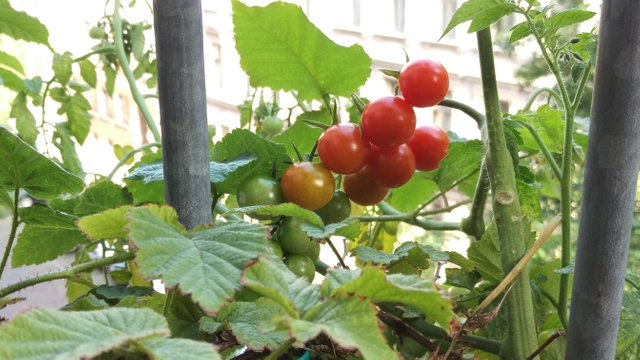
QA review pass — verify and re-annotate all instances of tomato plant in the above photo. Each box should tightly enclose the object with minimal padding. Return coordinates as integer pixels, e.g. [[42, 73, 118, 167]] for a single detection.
[[398, 59, 449, 108], [365, 144, 416, 188], [405, 125, 449, 171], [280, 161, 335, 210], [343, 168, 389, 206], [317, 123, 370, 174], [314, 190, 352, 224], [261, 115, 284, 135], [360, 96, 416, 148]]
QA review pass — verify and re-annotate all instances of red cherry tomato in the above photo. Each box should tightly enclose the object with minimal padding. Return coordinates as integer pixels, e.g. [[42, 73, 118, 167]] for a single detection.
[[343, 168, 389, 206], [281, 162, 335, 210], [366, 144, 416, 188], [361, 96, 416, 148], [406, 125, 449, 171], [318, 123, 370, 175], [398, 59, 449, 108]]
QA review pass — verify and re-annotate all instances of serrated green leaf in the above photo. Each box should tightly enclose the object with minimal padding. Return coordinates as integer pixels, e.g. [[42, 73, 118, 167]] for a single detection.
[[510, 22, 531, 43], [468, 3, 515, 33], [515, 106, 564, 154], [229, 203, 323, 227], [79, 59, 97, 87], [467, 222, 502, 284], [92, 285, 156, 306], [232, 0, 371, 100], [123, 151, 165, 204], [10, 92, 37, 146], [104, 64, 116, 96], [441, 0, 515, 39], [139, 338, 221, 360], [517, 180, 542, 221], [74, 180, 131, 216], [52, 123, 84, 177], [59, 92, 92, 144], [128, 207, 268, 313], [52, 52, 73, 85], [77, 205, 131, 240], [545, 10, 596, 35], [287, 298, 399, 360], [217, 298, 288, 351], [211, 129, 291, 193], [388, 173, 438, 213], [243, 255, 321, 317], [0, 308, 170, 360], [12, 205, 88, 267], [0, 127, 83, 199], [271, 111, 331, 159], [130, 23, 146, 61], [436, 140, 484, 192], [0, 67, 25, 92], [301, 218, 360, 239], [0, 0, 49, 46], [332, 266, 455, 330], [0, 49, 24, 74]]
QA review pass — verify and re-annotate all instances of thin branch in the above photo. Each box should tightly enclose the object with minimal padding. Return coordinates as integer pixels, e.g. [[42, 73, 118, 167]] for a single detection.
[[325, 239, 348, 269], [526, 331, 565, 360], [377, 310, 437, 352], [523, 87, 564, 111], [517, 120, 562, 180], [106, 142, 161, 179], [0, 186, 20, 281], [0, 252, 135, 298], [265, 338, 295, 360], [438, 98, 486, 129], [113, 0, 161, 142]]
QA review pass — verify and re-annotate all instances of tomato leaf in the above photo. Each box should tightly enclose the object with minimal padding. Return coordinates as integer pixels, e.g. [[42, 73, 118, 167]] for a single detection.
[[545, 10, 596, 36], [217, 298, 288, 351], [510, 21, 531, 43], [229, 203, 323, 227], [0, 67, 26, 92], [128, 206, 268, 313], [0, 0, 50, 46], [0, 127, 84, 198], [74, 180, 132, 216], [617, 288, 640, 357], [441, 0, 516, 39], [52, 52, 73, 85], [77, 205, 131, 240], [286, 298, 399, 360], [0, 50, 24, 74], [272, 110, 331, 160], [59, 92, 92, 144], [138, 338, 220, 360], [243, 255, 321, 317], [467, 222, 503, 284], [52, 123, 85, 177], [10, 92, 37, 146], [11, 204, 88, 267], [301, 218, 360, 239], [329, 266, 455, 331], [232, 0, 371, 100], [436, 139, 484, 192], [79, 59, 97, 88], [388, 173, 438, 213]]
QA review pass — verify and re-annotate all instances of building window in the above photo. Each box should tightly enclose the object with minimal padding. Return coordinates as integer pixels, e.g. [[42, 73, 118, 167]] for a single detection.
[[211, 42, 222, 88], [394, 0, 405, 32], [442, 0, 457, 40]]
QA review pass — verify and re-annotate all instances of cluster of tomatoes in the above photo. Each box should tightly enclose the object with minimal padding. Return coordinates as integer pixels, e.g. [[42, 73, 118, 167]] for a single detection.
[[235, 59, 450, 281], [318, 59, 451, 206]]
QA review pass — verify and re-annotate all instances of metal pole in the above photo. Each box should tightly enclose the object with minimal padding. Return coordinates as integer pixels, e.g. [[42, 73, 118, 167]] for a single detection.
[[153, 0, 211, 230], [566, 1, 640, 358]]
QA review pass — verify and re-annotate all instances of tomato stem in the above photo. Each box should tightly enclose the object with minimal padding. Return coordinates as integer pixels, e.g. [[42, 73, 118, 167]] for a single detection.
[[0, 186, 20, 281]]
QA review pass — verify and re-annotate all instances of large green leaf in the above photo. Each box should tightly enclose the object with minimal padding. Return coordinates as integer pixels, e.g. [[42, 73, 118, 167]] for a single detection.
[[52, 123, 84, 177], [77, 205, 131, 240], [287, 298, 399, 360], [128, 207, 268, 313], [467, 222, 503, 284], [228, 203, 324, 227], [330, 267, 455, 331], [11, 204, 88, 267], [0, 0, 49, 46], [10, 92, 37, 146], [59, 92, 92, 144], [0, 67, 25, 92], [232, 0, 371, 100], [545, 10, 596, 36], [0, 307, 220, 360], [441, 0, 516, 38], [617, 289, 640, 357], [74, 180, 132, 216], [301, 218, 360, 239], [242, 255, 321, 317], [125, 154, 257, 197], [52, 52, 73, 85], [211, 129, 291, 193], [436, 139, 484, 192], [387, 174, 438, 213], [217, 298, 288, 351], [0, 308, 168, 360], [139, 338, 220, 360], [271, 110, 331, 159], [0, 50, 24, 74], [78, 59, 97, 88]]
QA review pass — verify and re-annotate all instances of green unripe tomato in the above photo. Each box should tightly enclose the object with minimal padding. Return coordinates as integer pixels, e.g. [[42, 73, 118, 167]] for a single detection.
[[383, 221, 399, 235], [284, 255, 315, 282], [314, 190, 351, 225], [307, 241, 321, 261], [89, 26, 105, 39], [237, 175, 284, 219], [261, 115, 284, 135], [268, 239, 284, 258], [277, 217, 316, 256]]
